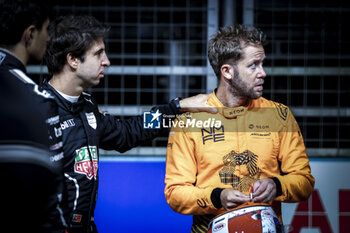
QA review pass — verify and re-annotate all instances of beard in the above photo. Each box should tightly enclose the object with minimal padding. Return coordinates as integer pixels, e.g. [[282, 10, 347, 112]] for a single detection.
[[229, 65, 263, 100]]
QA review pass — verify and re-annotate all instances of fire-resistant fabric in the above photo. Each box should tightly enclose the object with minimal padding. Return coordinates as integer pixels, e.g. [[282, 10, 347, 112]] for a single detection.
[[164, 90, 315, 233]]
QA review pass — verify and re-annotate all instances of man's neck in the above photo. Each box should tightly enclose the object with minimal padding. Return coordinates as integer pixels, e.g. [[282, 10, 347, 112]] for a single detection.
[[216, 84, 248, 108], [1, 45, 28, 66], [50, 72, 84, 96]]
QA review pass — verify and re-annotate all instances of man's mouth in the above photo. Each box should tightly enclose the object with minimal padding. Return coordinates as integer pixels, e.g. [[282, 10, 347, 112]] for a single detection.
[[257, 80, 264, 86], [256, 80, 264, 87], [255, 82, 264, 91]]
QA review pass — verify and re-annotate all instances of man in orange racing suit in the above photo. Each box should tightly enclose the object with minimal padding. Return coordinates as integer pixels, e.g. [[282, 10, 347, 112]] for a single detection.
[[164, 25, 315, 233]]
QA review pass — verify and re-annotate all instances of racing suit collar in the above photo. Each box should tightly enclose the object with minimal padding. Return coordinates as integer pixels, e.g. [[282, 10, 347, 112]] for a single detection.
[[0, 48, 26, 73], [207, 89, 250, 119], [43, 81, 85, 113]]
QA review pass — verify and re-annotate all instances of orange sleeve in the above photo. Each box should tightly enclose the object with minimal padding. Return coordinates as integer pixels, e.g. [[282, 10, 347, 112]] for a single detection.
[[275, 108, 315, 202], [164, 119, 219, 215]]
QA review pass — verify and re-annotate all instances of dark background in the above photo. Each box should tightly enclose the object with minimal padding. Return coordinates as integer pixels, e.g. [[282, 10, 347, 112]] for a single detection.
[[29, 0, 350, 157]]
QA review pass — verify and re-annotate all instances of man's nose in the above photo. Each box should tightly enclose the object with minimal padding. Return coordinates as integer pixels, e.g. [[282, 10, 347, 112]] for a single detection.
[[102, 54, 110, 66], [258, 65, 266, 78]]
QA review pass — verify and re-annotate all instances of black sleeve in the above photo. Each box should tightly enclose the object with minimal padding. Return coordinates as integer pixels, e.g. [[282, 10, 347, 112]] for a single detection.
[[211, 188, 224, 209], [0, 73, 49, 147], [271, 177, 282, 197], [99, 99, 181, 152], [0, 70, 67, 232]]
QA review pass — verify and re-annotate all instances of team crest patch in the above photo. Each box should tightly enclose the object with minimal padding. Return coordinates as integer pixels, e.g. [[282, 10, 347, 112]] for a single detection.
[[85, 112, 97, 129], [74, 146, 98, 180]]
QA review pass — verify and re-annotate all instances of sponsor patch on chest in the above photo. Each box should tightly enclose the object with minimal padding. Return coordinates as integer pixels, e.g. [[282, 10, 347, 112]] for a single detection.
[[61, 118, 75, 130], [72, 214, 83, 223], [201, 125, 225, 145], [85, 112, 97, 129], [74, 146, 98, 180]]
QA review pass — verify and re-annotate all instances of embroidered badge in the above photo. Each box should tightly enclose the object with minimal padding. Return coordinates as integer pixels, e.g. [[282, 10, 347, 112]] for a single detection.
[[85, 112, 97, 129], [72, 214, 83, 223], [74, 146, 98, 180]]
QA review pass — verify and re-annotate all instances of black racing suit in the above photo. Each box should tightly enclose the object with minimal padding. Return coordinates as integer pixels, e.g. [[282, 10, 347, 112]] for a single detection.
[[0, 49, 67, 232], [43, 82, 182, 233]]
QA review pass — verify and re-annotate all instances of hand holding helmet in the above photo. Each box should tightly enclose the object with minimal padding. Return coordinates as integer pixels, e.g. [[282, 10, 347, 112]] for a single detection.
[[220, 178, 277, 211], [220, 189, 250, 210], [251, 178, 277, 203]]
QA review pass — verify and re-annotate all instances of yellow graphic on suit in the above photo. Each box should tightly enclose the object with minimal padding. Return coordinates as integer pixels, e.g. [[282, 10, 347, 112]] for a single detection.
[[164, 91, 315, 233], [220, 150, 261, 192]]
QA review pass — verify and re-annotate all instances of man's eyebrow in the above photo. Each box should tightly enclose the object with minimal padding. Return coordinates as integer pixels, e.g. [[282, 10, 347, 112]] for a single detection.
[[249, 55, 266, 62], [94, 48, 105, 55]]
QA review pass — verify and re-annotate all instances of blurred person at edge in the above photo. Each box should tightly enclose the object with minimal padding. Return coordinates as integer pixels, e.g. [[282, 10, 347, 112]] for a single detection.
[[42, 15, 216, 233], [0, 0, 67, 232], [164, 24, 315, 232]]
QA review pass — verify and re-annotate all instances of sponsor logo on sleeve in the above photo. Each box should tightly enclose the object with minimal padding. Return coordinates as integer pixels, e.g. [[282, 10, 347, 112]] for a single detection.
[[197, 198, 207, 208]]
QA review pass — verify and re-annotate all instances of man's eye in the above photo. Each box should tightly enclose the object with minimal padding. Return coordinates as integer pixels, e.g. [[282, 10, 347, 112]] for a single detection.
[[250, 63, 256, 69], [96, 50, 104, 57]]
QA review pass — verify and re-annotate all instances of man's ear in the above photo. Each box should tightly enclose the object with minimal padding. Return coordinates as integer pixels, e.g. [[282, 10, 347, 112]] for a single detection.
[[220, 64, 234, 81], [66, 53, 79, 69], [23, 25, 36, 47]]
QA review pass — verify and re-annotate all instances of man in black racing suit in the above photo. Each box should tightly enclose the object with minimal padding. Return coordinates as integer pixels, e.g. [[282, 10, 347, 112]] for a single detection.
[[0, 0, 67, 232], [43, 15, 215, 232], [43, 83, 186, 232], [0, 47, 67, 233]]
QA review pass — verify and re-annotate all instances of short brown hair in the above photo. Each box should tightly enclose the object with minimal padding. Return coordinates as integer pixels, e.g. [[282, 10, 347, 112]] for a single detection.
[[208, 24, 266, 79]]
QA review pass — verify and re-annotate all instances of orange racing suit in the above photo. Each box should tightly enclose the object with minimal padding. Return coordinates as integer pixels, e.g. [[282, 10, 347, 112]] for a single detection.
[[164, 91, 315, 232]]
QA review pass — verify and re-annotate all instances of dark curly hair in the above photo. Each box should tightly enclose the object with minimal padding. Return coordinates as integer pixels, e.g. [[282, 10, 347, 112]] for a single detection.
[[0, 0, 52, 47], [208, 24, 266, 80], [44, 15, 110, 76]]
